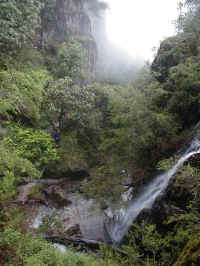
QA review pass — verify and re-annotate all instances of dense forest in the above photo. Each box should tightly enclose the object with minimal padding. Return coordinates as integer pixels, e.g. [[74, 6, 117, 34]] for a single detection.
[[1, 0, 200, 265]]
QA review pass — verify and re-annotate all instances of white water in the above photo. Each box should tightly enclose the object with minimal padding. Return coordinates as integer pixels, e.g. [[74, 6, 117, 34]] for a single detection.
[[53, 243, 67, 253], [107, 139, 200, 245], [31, 193, 107, 241]]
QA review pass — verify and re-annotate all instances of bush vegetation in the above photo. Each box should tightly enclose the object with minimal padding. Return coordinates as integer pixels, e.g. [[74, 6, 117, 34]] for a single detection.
[[1, 0, 200, 265]]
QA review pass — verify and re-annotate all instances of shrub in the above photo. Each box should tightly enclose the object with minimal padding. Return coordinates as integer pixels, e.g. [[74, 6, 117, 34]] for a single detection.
[[0, 69, 48, 122], [4, 126, 58, 170], [0, 144, 39, 201]]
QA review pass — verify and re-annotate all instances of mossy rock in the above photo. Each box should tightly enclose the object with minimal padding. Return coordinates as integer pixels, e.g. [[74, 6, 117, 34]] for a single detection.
[[173, 234, 200, 266], [152, 33, 198, 82]]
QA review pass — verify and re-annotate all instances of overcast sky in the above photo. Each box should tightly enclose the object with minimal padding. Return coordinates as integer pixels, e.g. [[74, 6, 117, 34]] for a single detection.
[[105, 0, 180, 61]]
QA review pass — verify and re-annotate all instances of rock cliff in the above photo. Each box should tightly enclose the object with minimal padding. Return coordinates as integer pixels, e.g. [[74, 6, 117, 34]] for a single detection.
[[41, 0, 99, 80], [152, 33, 198, 82]]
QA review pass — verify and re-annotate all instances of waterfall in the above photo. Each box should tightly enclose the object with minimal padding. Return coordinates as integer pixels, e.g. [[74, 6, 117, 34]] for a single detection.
[[107, 139, 200, 245]]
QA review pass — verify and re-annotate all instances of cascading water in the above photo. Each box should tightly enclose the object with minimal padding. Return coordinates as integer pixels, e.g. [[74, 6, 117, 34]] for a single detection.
[[107, 139, 200, 245]]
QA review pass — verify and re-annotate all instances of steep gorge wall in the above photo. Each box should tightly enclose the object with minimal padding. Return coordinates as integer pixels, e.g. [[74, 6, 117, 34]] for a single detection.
[[41, 0, 98, 79], [40, 0, 139, 83], [42, 0, 92, 40]]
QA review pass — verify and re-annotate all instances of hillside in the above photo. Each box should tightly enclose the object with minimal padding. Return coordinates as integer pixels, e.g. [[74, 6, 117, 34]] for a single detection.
[[0, 0, 200, 265]]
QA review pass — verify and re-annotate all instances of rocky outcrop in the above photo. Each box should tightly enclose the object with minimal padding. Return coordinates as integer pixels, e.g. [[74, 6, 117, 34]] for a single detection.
[[41, 0, 97, 80], [46, 236, 128, 255], [152, 33, 198, 82], [44, 185, 72, 207], [42, 0, 91, 41], [17, 183, 45, 204], [64, 223, 82, 237]]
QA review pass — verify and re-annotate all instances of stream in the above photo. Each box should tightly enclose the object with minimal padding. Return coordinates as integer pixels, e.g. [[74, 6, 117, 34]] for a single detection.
[[31, 139, 200, 247]]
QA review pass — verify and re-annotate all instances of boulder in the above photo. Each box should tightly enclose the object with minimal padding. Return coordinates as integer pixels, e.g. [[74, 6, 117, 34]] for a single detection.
[[17, 183, 37, 204], [65, 224, 82, 238], [44, 185, 72, 207], [135, 194, 185, 226], [61, 213, 82, 237], [121, 176, 133, 186], [30, 193, 47, 205]]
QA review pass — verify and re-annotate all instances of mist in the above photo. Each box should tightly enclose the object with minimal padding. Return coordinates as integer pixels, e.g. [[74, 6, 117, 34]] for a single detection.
[[84, 1, 143, 84], [84, 0, 179, 84]]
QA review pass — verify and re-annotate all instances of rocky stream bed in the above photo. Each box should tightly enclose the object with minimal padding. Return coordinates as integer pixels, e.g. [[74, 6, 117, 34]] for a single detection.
[[15, 177, 118, 244]]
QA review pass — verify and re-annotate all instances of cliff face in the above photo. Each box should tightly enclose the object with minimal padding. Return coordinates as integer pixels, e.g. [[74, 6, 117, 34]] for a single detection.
[[41, 0, 137, 83], [43, 0, 92, 40], [152, 33, 198, 82], [42, 0, 98, 80]]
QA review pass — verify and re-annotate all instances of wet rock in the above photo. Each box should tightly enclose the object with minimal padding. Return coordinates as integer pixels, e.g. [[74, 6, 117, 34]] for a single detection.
[[44, 185, 72, 207], [17, 183, 37, 204], [152, 200, 185, 222], [131, 168, 151, 186], [135, 195, 185, 226], [61, 214, 82, 237], [30, 193, 47, 205], [62, 215, 70, 224], [136, 208, 152, 223], [99, 200, 108, 210], [65, 224, 82, 238], [32, 178, 66, 185], [63, 180, 83, 193], [121, 176, 133, 186], [31, 192, 108, 242]]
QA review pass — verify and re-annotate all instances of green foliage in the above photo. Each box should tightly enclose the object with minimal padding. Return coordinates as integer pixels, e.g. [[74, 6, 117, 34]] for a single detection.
[[42, 77, 95, 131], [125, 222, 171, 265], [177, 0, 200, 38], [83, 165, 124, 201], [1, 1, 200, 265], [169, 163, 200, 210], [41, 0, 57, 33], [0, 68, 48, 122], [174, 234, 200, 266], [120, 213, 200, 266], [4, 126, 58, 170], [13, 47, 45, 71], [38, 211, 66, 237], [0, 143, 39, 201], [0, 0, 42, 52], [125, 69, 179, 168], [165, 56, 200, 127], [0, 227, 117, 266], [44, 40, 88, 81], [50, 133, 88, 175], [0, 228, 61, 265]]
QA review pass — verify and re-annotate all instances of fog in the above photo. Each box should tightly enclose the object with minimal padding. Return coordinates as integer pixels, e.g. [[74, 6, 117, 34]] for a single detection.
[[86, 0, 180, 83], [106, 0, 179, 60]]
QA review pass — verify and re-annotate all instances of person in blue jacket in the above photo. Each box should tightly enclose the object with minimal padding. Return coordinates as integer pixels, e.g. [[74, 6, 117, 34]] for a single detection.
[[52, 131, 61, 146]]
